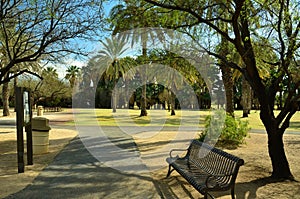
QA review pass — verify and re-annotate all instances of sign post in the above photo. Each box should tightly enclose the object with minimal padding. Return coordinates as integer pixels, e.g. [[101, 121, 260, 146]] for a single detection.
[[15, 87, 24, 173], [15, 87, 33, 173]]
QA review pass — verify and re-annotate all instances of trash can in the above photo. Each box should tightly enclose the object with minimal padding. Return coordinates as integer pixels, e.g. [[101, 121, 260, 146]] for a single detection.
[[32, 117, 51, 154], [37, 106, 44, 116]]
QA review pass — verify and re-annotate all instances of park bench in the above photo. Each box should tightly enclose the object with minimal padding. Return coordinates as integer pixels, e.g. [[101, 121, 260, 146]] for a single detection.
[[166, 139, 244, 199]]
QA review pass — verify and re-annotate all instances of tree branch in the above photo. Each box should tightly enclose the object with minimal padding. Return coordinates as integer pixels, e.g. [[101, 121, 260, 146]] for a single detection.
[[144, 0, 235, 43], [0, 69, 43, 85]]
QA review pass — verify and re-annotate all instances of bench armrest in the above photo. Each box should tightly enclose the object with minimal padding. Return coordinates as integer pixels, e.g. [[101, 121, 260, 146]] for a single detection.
[[169, 149, 188, 159]]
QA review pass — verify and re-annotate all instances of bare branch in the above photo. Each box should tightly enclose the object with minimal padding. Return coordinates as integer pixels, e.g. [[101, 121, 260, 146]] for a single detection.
[[0, 0, 105, 84]]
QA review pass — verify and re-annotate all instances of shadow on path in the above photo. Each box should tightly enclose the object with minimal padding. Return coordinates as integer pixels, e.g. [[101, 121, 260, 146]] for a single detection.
[[5, 137, 161, 199]]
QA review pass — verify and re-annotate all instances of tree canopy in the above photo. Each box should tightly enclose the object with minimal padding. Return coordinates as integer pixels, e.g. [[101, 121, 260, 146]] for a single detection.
[[141, 0, 300, 180], [0, 0, 105, 85]]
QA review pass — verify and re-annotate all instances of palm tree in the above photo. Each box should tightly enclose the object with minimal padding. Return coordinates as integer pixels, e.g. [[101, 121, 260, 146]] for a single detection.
[[65, 65, 80, 88], [148, 50, 188, 115], [231, 38, 274, 117], [43, 67, 58, 78], [96, 36, 133, 112], [208, 1, 235, 117], [109, 1, 168, 116]]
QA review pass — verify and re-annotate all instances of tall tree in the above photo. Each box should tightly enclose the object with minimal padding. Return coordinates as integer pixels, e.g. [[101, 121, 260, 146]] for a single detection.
[[231, 38, 274, 117], [96, 36, 133, 112], [21, 68, 70, 107], [240, 76, 252, 117], [213, 1, 235, 117], [0, 29, 41, 116], [148, 49, 199, 115], [0, 0, 105, 86], [144, 0, 300, 180], [1, 74, 10, 116], [65, 65, 80, 88], [110, 1, 148, 116], [109, 1, 169, 116], [219, 33, 235, 116], [43, 67, 58, 78]]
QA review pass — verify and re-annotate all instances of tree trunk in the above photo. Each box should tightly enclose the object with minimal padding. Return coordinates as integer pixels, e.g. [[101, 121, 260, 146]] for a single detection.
[[267, 129, 293, 179], [140, 33, 148, 117], [260, 111, 294, 180], [112, 61, 117, 113], [139, 66, 147, 116], [2, 80, 10, 116], [170, 92, 176, 116], [219, 22, 234, 117], [14, 76, 18, 112], [220, 64, 234, 116], [112, 90, 117, 113], [140, 107, 147, 116], [124, 79, 129, 108], [241, 77, 252, 117]]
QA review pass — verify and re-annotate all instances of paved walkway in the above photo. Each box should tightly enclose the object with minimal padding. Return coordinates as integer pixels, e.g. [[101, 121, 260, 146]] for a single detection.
[[1, 110, 163, 199], [5, 136, 162, 199]]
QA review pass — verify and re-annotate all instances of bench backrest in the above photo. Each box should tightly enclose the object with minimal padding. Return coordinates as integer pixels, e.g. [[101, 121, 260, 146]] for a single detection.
[[187, 140, 244, 185]]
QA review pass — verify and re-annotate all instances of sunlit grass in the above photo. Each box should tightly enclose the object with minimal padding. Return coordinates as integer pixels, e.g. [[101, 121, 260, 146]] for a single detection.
[[68, 108, 300, 132], [236, 110, 300, 131], [95, 109, 209, 127]]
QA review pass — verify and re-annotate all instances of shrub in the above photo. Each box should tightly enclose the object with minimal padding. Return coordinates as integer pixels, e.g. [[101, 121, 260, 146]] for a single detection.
[[199, 111, 250, 148]]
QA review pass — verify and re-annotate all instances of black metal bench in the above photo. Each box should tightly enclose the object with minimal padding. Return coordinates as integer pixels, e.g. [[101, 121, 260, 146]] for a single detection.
[[166, 139, 244, 199]]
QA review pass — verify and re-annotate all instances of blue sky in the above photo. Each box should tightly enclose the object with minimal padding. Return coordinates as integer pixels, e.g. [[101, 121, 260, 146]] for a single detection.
[[56, 1, 119, 78]]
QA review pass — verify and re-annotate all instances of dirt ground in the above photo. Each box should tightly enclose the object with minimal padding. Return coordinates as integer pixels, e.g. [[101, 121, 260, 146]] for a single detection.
[[0, 127, 78, 198], [136, 132, 300, 199], [1, 115, 300, 198]]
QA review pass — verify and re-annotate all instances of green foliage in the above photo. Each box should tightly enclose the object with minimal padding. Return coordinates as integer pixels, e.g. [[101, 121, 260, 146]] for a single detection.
[[220, 115, 250, 146], [199, 112, 250, 148], [18, 70, 71, 107], [65, 65, 81, 87], [199, 110, 226, 143]]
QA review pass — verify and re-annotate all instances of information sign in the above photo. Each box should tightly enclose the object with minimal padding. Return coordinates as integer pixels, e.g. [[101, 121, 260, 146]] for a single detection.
[[23, 91, 30, 124]]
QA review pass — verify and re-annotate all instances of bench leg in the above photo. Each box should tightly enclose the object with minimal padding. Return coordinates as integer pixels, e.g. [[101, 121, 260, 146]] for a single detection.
[[231, 187, 235, 199], [204, 192, 215, 199], [166, 165, 174, 178]]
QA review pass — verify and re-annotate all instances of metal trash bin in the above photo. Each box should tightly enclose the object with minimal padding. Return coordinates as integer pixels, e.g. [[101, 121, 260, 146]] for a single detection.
[[32, 117, 51, 154], [37, 106, 44, 116]]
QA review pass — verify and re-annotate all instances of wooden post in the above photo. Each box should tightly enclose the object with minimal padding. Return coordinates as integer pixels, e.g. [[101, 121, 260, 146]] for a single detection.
[[15, 87, 24, 173]]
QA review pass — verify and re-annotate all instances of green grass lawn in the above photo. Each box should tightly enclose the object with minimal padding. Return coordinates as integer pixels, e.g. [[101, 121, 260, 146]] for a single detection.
[[71, 108, 300, 132], [237, 110, 300, 132], [94, 109, 209, 127]]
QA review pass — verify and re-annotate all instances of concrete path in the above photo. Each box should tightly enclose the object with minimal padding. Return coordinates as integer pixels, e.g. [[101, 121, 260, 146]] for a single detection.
[[4, 136, 162, 199], [1, 109, 163, 199]]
